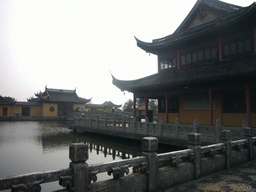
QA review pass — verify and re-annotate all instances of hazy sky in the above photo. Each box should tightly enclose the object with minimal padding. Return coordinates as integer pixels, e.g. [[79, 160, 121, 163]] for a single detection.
[[0, 0, 253, 106]]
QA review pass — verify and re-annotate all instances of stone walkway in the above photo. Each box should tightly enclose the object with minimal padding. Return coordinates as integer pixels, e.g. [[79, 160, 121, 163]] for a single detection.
[[161, 159, 256, 192]]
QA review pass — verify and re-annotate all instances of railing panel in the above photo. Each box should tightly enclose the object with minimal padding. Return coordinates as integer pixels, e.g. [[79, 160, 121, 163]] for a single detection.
[[0, 168, 71, 190], [89, 156, 147, 173]]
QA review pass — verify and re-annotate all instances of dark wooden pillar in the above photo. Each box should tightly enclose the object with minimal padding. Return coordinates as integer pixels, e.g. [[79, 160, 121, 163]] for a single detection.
[[209, 88, 213, 126], [177, 51, 180, 69], [133, 94, 136, 118], [254, 23, 256, 54], [218, 36, 223, 61], [165, 92, 169, 123], [145, 95, 148, 118], [246, 84, 251, 127]]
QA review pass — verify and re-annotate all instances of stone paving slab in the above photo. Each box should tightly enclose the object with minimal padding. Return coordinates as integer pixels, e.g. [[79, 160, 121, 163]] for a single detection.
[[161, 159, 256, 192]]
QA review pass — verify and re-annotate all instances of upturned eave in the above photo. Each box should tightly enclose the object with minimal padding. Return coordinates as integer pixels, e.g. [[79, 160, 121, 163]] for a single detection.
[[135, 2, 256, 54]]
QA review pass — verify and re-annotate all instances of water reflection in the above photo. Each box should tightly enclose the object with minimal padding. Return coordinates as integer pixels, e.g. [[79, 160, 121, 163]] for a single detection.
[[0, 121, 177, 191], [0, 121, 144, 191]]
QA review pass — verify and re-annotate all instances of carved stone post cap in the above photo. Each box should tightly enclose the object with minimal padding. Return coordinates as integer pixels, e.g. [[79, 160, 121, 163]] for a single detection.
[[69, 143, 88, 163], [188, 133, 201, 146], [142, 137, 158, 152], [243, 127, 252, 137], [220, 130, 232, 141]]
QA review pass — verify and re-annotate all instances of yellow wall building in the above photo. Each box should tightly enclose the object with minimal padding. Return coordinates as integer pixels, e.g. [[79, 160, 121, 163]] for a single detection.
[[84, 101, 121, 112], [0, 87, 90, 118]]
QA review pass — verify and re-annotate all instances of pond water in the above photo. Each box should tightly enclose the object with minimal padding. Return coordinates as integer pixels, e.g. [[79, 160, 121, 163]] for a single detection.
[[0, 121, 175, 191]]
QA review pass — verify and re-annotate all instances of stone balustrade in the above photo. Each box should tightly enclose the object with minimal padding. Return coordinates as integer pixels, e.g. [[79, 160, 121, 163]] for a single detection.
[[0, 127, 255, 192], [72, 112, 253, 147]]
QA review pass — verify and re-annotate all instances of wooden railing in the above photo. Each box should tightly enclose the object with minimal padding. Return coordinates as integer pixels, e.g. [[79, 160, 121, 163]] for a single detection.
[[0, 127, 255, 192]]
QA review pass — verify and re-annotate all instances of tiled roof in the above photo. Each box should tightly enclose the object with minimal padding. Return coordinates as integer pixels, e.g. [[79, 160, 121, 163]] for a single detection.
[[28, 88, 91, 103], [136, 2, 256, 54], [113, 55, 256, 92], [0, 96, 16, 105]]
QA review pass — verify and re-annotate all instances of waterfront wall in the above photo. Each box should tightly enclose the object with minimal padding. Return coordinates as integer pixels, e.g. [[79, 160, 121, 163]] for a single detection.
[[71, 112, 254, 147], [0, 128, 255, 192], [0, 116, 66, 121]]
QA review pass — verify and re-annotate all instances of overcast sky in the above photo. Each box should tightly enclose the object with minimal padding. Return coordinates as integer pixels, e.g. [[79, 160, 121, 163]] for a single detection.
[[0, 0, 253, 106]]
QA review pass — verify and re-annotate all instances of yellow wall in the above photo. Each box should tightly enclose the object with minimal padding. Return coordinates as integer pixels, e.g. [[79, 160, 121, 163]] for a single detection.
[[0, 105, 42, 117], [73, 104, 86, 111], [251, 114, 256, 128], [157, 94, 255, 127], [84, 107, 91, 111], [42, 103, 58, 117], [223, 113, 247, 127], [10, 106, 22, 116], [179, 94, 222, 125], [158, 113, 178, 123], [158, 94, 223, 125], [30, 106, 42, 116]]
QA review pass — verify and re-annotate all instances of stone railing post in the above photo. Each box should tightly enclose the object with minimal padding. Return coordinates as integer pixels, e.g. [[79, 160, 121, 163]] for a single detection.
[[68, 143, 89, 192], [175, 118, 179, 138], [244, 127, 253, 160], [215, 119, 221, 143], [242, 120, 248, 128], [159, 118, 163, 137], [220, 130, 232, 169], [193, 119, 199, 133], [142, 137, 158, 192], [145, 117, 149, 135], [188, 133, 201, 179]]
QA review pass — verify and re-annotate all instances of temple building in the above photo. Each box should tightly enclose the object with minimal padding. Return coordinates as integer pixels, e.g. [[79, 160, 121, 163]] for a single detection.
[[0, 87, 91, 118], [113, 0, 256, 127]]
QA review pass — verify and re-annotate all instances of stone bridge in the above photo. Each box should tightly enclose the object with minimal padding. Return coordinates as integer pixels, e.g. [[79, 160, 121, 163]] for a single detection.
[[71, 111, 254, 147]]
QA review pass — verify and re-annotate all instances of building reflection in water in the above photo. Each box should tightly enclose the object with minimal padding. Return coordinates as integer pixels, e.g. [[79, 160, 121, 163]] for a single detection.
[[38, 121, 143, 161], [0, 121, 176, 191]]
